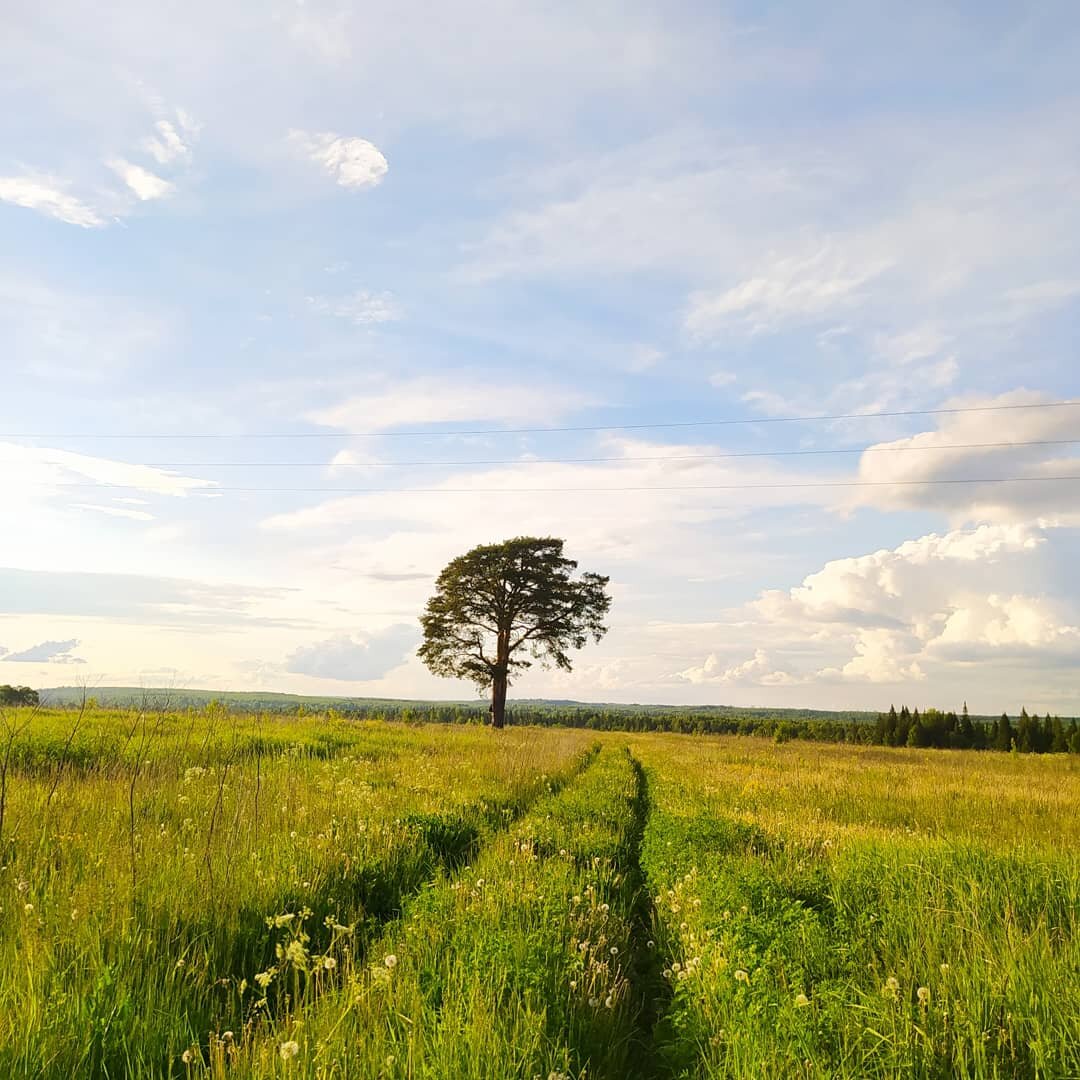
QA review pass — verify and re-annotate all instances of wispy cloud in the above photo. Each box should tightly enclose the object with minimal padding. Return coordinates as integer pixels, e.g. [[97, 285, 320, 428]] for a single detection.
[[107, 159, 175, 201], [306, 290, 401, 325], [1, 638, 85, 664], [305, 374, 592, 432], [0, 175, 105, 227]]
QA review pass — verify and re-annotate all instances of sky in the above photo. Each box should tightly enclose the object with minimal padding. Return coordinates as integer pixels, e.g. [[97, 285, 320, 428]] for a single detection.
[[1, 2, 1079, 713]]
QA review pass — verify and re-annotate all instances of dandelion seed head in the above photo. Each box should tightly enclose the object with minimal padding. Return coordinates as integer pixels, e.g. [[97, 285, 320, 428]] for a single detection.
[[279, 1039, 300, 1060], [795, 993, 810, 1007]]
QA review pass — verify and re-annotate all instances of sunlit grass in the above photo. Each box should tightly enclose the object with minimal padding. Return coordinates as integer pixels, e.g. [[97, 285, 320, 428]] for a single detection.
[[633, 735, 1080, 1078], [1, 712, 1076, 1078]]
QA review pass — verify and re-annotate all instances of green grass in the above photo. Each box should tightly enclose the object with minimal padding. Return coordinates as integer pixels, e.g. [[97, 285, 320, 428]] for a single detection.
[[633, 735, 1080, 1079], [1, 709, 1077, 1078]]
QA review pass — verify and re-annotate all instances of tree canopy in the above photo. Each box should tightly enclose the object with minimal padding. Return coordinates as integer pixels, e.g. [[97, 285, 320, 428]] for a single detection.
[[418, 536, 611, 728], [0, 685, 39, 707]]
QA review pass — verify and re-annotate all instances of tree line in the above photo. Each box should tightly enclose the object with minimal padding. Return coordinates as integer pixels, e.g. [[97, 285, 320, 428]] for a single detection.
[[325, 701, 1080, 752], [872, 703, 1079, 753], [0, 685, 39, 707]]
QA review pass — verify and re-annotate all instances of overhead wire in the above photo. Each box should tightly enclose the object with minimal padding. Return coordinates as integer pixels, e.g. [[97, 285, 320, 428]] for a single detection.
[[23, 438, 1080, 470], [2, 398, 1078, 441]]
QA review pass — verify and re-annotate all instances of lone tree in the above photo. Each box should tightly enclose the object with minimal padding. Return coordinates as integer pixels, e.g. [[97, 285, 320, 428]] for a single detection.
[[418, 536, 611, 729]]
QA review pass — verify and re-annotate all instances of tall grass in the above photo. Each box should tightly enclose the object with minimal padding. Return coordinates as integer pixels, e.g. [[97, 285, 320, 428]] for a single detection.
[[2, 711, 1076, 1078], [0, 707, 592, 1077], [634, 736, 1080, 1078]]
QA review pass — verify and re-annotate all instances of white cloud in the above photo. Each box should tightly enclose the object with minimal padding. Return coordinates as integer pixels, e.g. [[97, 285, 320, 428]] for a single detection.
[[307, 290, 401, 325], [288, 130, 388, 189], [142, 115, 198, 165], [0, 638, 85, 664], [852, 391, 1080, 523], [71, 503, 156, 521], [709, 371, 737, 388], [685, 245, 893, 339], [0, 442, 215, 499], [305, 375, 592, 433], [676, 647, 796, 686], [285, 625, 416, 681], [675, 521, 1080, 692], [0, 175, 105, 227], [107, 159, 175, 201]]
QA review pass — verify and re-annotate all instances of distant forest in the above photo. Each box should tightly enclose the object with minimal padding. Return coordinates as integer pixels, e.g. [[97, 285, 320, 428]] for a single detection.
[[24, 686, 1080, 754]]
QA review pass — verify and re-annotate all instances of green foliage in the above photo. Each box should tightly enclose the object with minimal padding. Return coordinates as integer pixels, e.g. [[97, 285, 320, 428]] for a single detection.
[[0, 685, 38, 707], [418, 536, 611, 726]]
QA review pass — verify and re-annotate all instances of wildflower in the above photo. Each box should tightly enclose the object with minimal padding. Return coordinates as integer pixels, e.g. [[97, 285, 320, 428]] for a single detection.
[[589, 997, 600, 1008], [24, 903, 34, 914], [610, 946, 618, 956], [734, 969, 750, 984], [604, 994, 614, 1008], [917, 986, 931, 1006], [284, 940, 308, 966], [384, 953, 398, 969], [322, 956, 337, 970], [795, 993, 810, 1007], [939, 963, 950, 974], [663, 968, 672, 979], [647, 940, 655, 949], [672, 961, 681, 972], [254, 969, 275, 989], [569, 980, 577, 990], [600, 903, 609, 913], [279, 1039, 300, 1060], [181, 1049, 194, 1064], [222, 1031, 234, 1041]]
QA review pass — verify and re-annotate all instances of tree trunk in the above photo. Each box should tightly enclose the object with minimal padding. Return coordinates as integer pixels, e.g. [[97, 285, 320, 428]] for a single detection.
[[490, 669, 508, 729]]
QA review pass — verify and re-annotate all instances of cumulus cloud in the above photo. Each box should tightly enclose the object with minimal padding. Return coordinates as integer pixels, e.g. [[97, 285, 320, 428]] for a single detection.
[[0, 175, 105, 227], [285, 625, 416, 681], [1, 638, 85, 664], [676, 522, 1080, 690], [289, 130, 388, 189], [676, 648, 796, 686], [852, 391, 1080, 523], [107, 159, 175, 201]]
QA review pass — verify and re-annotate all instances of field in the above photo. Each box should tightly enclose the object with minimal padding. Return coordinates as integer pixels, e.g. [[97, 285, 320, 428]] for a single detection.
[[1, 706, 1077, 1078]]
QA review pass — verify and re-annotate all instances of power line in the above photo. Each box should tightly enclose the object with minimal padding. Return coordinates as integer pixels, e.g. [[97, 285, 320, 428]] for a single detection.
[[4, 399, 1078, 441], [27, 438, 1080, 470], [43, 475, 1080, 495]]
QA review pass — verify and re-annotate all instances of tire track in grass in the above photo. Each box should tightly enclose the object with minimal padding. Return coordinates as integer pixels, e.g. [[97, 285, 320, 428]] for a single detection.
[[240, 745, 644, 1079], [28, 742, 601, 1080], [622, 754, 674, 1080]]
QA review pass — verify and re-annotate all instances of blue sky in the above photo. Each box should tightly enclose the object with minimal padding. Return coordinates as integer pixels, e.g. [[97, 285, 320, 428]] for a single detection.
[[2, 1, 1078, 711]]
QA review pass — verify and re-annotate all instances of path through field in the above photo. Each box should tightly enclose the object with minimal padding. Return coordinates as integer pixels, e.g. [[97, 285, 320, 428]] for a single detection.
[[1, 709, 1077, 1077]]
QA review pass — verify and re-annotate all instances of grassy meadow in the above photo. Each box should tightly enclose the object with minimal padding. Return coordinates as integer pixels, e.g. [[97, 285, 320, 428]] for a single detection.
[[1, 705, 1076, 1078]]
